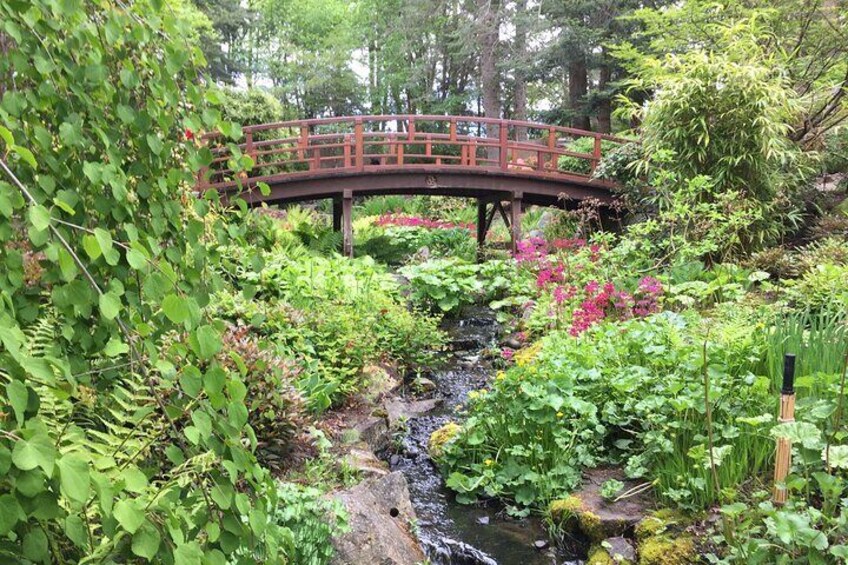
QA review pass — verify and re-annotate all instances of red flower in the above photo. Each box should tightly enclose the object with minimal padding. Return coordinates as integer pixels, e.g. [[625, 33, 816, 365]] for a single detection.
[[185, 128, 194, 140]]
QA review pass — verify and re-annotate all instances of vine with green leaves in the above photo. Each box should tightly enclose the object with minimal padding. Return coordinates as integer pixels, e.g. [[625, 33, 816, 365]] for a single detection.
[[0, 0, 291, 563]]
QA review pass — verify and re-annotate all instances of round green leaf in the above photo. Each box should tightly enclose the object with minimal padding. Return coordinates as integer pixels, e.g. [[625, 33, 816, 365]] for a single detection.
[[113, 498, 145, 534], [57, 454, 91, 503], [131, 521, 161, 559]]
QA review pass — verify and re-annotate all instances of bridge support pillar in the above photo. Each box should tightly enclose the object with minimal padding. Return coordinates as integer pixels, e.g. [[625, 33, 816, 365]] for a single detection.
[[476, 199, 488, 247], [332, 196, 342, 232], [342, 190, 353, 258], [510, 192, 523, 254]]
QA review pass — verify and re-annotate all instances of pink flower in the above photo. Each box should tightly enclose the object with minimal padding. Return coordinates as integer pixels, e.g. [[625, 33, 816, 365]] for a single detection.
[[501, 348, 515, 360]]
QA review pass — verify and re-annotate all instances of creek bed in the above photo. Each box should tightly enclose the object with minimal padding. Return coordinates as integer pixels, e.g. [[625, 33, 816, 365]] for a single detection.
[[384, 307, 577, 565]]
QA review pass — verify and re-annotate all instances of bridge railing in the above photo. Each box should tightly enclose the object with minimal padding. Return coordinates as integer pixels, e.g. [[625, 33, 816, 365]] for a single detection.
[[197, 115, 630, 191]]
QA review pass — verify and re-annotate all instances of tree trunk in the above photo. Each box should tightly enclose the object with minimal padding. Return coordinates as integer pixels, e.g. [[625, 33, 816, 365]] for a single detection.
[[597, 61, 612, 134], [568, 56, 590, 131], [476, 0, 501, 159], [513, 0, 528, 140]]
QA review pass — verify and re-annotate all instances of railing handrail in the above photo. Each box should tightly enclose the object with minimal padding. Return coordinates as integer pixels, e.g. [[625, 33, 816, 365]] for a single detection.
[[201, 114, 632, 144]]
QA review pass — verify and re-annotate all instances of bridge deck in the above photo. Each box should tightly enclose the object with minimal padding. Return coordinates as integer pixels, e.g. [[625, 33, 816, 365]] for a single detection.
[[197, 115, 628, 255]]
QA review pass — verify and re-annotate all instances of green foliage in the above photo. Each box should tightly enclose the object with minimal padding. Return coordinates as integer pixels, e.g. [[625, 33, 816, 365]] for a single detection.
[[784, 265, 848, 310], [216, 232, 444, 411], [400, 258, 519, 314], [216, 87, 290, 127], [599, 479, 624, 501], [438, 312, 775, 511], [617, 44, 811, 259], [256, 482, 348, 565], [557, 138, 618, 176], [358, 224, 476, 265], [0, 2, 309, 562]]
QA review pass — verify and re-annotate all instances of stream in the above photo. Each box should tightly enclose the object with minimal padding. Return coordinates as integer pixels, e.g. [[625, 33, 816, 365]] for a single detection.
[[385, 307, 577, 565]]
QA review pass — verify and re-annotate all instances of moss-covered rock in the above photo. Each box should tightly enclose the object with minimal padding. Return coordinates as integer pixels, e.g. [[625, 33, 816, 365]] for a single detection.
[[587, 545, 615, 565], [547, 495, 605, 541], [634, 509, 686, 542], [634, 508, 690, 541], [637, 534, 695, 565], [428, 422, 461, 460], [587, 537, 636, 565]]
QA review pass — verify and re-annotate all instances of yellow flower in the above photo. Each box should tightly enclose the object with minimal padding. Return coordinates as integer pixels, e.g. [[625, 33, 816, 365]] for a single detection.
[[496, 371, 506, 381], [484, 458, 493, 466], [556, 411, 564, 418]]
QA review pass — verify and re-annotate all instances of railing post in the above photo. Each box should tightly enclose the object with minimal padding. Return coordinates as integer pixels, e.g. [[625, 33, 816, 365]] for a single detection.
[[343, 134, 352, 168], [548, 127, 556, 171], [354, 118, 364, 171], [499, 121, 508, 170], [312, 145, 320, 171], [425, 134, 432, 162], [592, 133, 602, 172], [469, 139, 477, 167], [396, 132, 404, 166], [299, 126, 309, 161], [449, 118, 457, 142], [245, 130, 255, 161]]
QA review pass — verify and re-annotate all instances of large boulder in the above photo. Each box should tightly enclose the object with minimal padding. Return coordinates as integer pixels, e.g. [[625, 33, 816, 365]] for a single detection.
[[331, 472, 425, 565]]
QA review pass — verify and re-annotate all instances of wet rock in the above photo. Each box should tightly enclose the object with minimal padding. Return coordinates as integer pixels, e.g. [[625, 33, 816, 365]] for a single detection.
[[533, 539, 548, 550], [344, 447, 389, 479], [429, 537, 498, 565], [477, 516, 490, 525], [331, 472, 425, 565], [354, 415, 390, 453], [548, 468, 653, 542], [502, 337, 522, 349], [385, 398, 441, 428], [451, 336, 483, 351], [587, 537, 636, 564]]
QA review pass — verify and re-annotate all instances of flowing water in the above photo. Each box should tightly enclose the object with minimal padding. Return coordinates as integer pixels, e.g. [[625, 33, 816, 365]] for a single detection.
[[385, 307, 577, 565]]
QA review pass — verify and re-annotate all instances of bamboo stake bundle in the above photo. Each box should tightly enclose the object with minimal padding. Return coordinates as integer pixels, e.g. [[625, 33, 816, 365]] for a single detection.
[[773, 353, 796, 505]]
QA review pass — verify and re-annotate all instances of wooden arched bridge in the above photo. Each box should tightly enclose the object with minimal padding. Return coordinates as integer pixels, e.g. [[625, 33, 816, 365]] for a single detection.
[[197, 115, 627, 255]]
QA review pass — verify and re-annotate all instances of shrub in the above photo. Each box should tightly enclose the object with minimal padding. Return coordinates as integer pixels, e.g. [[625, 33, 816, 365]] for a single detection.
[[557, 137, 619, 176], [784, 264, 848, 309], [219, 325, 306, 470]]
